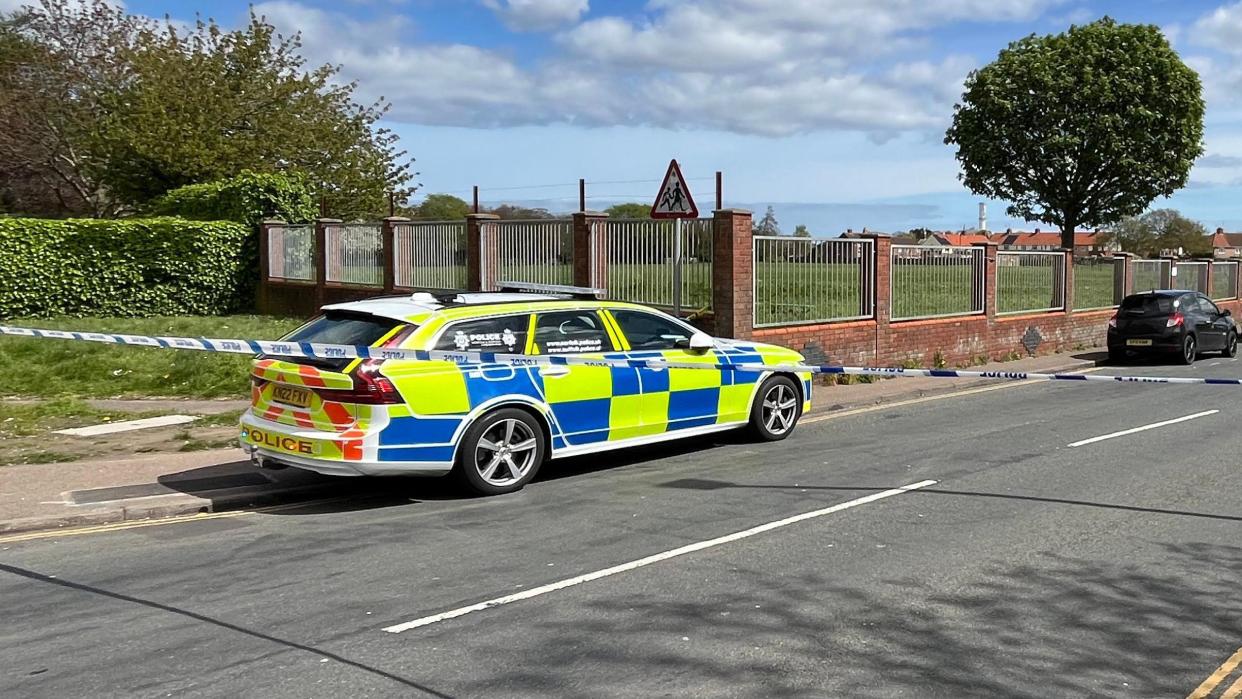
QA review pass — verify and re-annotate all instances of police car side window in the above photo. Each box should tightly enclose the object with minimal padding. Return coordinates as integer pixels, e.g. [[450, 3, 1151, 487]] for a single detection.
[[436, 316, 528, 353], [611, 310, 692, 351], [533, 311, 611, 355]]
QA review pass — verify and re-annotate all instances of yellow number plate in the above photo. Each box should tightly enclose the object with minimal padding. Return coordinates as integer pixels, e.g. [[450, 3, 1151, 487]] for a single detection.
[[1126, 339, 1153, 347], [271, 384, 313, 408]]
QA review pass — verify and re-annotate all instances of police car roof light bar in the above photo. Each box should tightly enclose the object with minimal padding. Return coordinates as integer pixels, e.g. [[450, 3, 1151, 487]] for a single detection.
[[495, 281, 606, 300]]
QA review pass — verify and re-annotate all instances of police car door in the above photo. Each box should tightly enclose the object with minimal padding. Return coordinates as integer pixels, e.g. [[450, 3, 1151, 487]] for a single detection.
[[529, 310, 639, 446], [608, 309, 721, 433]]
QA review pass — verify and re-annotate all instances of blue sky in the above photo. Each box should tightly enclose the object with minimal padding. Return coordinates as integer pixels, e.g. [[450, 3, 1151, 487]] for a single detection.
[[46, 0, 1242, 233]]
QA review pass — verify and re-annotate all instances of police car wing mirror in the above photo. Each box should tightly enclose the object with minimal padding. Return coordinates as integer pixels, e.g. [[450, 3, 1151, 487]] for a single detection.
[[685, 332, 714, 352]]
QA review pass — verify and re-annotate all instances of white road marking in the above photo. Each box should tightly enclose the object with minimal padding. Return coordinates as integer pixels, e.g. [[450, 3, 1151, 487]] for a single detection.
[[382, 479, 937, 634], [1066, 410, 1219, 448], [54, 415, 199, 437]]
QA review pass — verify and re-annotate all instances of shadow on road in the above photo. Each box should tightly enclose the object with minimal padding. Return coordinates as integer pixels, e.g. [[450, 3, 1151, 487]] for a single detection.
[[0, 562, 451, 697]]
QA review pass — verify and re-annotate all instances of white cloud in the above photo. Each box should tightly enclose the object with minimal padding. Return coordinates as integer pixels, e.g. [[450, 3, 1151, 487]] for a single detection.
[[1193, 1, 1242, 56], [251, 0, 1059, 137], [483, 0, 587, 32]]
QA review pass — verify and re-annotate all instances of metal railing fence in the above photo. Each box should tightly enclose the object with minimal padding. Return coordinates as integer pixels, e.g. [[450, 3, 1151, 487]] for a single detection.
[[1131, 259, 1168, 293], [393, 221, 467, 290], [1072, 257, 1120, 310], [1176, 261, 1209, 294], [890, 246, 985, 321], [996, 251, 1065, 314], [753, 236, 874, 326], [267, 224, 315, 281], [483, 219, 573, 289], [605, 218, 713, 311], [324, 224, 383, 286], [1212, 261, 1239, 300]]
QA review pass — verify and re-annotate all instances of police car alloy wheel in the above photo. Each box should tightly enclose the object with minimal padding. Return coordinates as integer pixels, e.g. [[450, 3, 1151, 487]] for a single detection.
[[457, 408, 546, 495], [749, 375, 801, 441]]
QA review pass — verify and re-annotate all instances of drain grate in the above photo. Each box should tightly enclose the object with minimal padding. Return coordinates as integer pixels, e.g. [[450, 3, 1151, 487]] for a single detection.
[[67, 472, 272, 505]]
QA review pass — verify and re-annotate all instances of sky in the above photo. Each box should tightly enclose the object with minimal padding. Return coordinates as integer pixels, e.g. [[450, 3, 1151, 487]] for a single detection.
[[17, 0, 1242, 234]]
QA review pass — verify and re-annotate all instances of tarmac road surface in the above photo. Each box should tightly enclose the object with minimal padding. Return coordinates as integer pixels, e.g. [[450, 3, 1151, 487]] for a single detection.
[[2, 357, 1240, 698]]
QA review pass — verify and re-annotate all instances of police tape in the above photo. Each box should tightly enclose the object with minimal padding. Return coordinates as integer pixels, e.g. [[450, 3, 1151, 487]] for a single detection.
[[2, 324, 1239, 386]]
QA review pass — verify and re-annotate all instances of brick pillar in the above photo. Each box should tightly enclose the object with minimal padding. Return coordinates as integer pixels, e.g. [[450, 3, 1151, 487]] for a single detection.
[[572, 211, 608, 291], [1060, 248, 1074, 313], [1201, 258, 1215, 298], [382, 216, 408, 292], [466, 213, 499, 292], [712, 209, 753, 340], [973, 242, 999, 318], [864, 233, 891, 364], [1113, 253, 1132, 303], [313, 218, 339, 305]]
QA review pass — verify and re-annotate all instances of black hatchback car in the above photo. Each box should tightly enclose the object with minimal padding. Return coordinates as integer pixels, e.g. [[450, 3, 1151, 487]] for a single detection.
[[1108, 290, 1237, 364]]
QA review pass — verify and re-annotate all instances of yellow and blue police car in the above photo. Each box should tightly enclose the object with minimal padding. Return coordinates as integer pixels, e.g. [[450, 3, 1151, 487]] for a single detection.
[[240, 286, 812, 494]]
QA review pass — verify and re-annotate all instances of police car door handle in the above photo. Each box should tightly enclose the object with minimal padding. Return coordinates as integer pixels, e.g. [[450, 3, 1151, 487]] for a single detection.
[[539, 365, 571, 378]]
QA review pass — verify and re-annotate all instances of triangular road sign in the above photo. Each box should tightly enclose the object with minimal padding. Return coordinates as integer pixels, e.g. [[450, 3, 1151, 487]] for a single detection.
[[650, 159, 698, 219]]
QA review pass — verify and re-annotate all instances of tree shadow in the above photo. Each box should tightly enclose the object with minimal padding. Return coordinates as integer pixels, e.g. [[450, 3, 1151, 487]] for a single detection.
[[447, 537, 1240, 697]]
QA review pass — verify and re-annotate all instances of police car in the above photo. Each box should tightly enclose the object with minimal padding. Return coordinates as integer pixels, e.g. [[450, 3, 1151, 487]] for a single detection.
[[240, 284, 812, 495]]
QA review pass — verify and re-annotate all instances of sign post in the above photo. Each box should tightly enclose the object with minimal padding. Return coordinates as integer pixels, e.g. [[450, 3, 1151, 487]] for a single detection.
[[650, 159, 699, 315]]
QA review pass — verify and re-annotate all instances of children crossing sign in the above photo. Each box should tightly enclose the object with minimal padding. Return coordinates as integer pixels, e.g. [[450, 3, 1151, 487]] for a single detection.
[[650, 159, 698, 219]]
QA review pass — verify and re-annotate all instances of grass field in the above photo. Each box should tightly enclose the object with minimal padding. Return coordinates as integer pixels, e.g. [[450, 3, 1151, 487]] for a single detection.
[[1072, 262, 1118, 310], [0, 315, 302, 398]]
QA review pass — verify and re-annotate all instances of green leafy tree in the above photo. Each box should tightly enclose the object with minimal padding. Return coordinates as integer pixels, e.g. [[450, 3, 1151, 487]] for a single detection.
[[945, 18, 1204, 250], [1105, 209, 1210, 257], [793, 224, 810, 237], [0, 0, 415, 218], [407, 194, 470, 221], [754, 206, 781, 236], [604, 202, 651, 219]]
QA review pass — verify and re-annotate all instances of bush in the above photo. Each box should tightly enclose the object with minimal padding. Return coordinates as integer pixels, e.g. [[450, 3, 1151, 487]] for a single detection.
[[0, 217, 255, 318], [148, 170, 317, 227]]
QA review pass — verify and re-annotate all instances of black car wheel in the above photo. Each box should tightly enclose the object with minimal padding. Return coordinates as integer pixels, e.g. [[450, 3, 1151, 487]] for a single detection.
[[455, 408, 546, 496], [748, 375, 802, 441], [1179, 334, 1197, 365], [1226, 331, 1238, 358]]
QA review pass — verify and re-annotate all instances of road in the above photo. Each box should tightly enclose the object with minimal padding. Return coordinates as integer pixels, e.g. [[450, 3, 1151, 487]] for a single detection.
[[2, 356, 1241, 698]]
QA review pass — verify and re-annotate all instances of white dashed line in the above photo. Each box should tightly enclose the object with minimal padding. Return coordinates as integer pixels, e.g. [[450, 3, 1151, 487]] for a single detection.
[[382, 479, 937, 633], [1066, 410, 1219, 448]]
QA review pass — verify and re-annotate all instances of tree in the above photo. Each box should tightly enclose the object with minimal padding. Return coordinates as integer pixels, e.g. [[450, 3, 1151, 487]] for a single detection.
[[945, 18, 1204, 250], [489, 204, 554, 220], [604, 202, 651, 219], [0, 0, 415, 218], [793, 224, 810, 237], [408, 194, 470, 221], [1105, 209, 1210, 257], [755, 206, 780, 236]]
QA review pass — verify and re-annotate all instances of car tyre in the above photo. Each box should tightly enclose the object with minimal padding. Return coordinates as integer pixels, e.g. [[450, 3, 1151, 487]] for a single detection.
[[1179, 334, 1197, 365], [455, 408, 546, 496], [748, 375, 802, 441], [1225, 331, 1238, 358]]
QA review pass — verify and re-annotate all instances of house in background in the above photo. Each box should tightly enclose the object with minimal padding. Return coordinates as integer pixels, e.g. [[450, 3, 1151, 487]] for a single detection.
[[1211, 228, 1242, 258], [992, 229, 1117, 256]]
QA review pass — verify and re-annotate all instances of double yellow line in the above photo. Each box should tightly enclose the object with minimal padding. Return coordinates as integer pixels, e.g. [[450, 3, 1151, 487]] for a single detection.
[[1189, 647, 1242, 699]]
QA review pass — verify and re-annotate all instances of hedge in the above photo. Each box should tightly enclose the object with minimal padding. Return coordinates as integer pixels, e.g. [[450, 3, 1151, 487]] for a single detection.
[[0, 217, 255, 318], [148, 170, 317, 227]]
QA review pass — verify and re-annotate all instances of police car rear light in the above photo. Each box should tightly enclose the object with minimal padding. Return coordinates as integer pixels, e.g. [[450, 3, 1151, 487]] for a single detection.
[[310, 360, 401, 405]]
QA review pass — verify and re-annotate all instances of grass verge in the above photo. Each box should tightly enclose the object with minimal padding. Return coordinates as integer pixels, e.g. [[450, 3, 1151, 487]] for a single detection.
[[0, 315, 302, 399]]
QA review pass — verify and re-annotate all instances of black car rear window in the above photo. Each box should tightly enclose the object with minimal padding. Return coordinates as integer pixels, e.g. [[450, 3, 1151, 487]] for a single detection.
[[1120, 295, 1174, 316], [266, 312, 405, 371]]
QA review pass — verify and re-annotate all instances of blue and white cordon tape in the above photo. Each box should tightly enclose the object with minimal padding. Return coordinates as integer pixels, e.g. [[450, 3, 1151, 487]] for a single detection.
[[2, 325, 1239, 386]]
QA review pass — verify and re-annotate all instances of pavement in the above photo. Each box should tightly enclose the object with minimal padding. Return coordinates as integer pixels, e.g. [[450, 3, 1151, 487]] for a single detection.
[[0, 351, 1105, 537], [5, 349, 1241, 697]]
